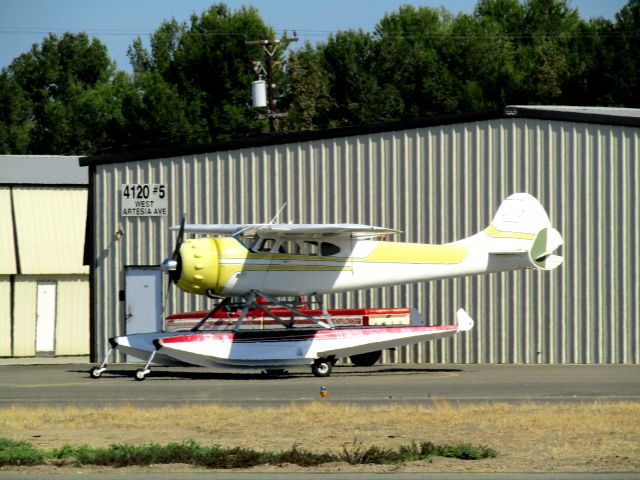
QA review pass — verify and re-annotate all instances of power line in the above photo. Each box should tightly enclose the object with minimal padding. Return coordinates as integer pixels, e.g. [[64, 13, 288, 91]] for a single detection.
[[0, 26, 636, 40]]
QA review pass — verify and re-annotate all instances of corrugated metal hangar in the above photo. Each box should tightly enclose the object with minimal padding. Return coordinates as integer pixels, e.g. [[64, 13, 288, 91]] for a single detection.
[[0, 155, 89, 358], [80, 106, 640, 365]]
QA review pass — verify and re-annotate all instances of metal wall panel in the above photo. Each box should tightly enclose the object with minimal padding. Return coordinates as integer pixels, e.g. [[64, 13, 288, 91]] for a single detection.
[[0, 276, 10, 356], [12, 277, 36, 357], [12, 187, 88, 275], [55, 276, 90, 356], [0, 188, 17, 274], [93, 117, 640, 364]]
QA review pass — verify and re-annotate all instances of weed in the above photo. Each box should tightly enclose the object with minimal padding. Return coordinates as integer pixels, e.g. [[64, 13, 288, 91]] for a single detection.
[[0, 437, 497, 468], [274, 445, 337, 467], [0, 438, 46, 466], [341, 440, 394, 464], [421, 442, 498, 460]]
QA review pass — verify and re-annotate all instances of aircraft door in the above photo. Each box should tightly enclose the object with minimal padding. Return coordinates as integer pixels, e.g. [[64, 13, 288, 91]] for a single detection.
[[124, 267, 162, 361]]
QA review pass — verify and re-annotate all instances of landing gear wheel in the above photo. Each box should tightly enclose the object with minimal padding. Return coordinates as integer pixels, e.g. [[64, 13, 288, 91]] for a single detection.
[[89, 366, 104, 379], [312, 358, 333, 377], [134, 369, 148, 381]]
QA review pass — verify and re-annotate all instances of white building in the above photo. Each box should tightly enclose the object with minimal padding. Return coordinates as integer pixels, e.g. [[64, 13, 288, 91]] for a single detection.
[[0, 156, 89, 358]]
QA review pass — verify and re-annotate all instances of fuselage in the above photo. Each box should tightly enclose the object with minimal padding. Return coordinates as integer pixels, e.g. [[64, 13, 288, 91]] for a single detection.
[[176, 235, 530, 296]]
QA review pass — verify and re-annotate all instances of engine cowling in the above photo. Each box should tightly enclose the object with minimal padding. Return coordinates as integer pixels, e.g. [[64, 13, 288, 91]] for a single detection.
[[176, 238, 220, 294]]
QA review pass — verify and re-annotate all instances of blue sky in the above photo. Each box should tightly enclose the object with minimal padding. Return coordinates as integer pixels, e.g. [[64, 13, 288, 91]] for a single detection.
[[0, 0, 629, 73]]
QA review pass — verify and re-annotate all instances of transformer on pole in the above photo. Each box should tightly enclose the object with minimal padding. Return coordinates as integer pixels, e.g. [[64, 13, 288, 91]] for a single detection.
[[246, 37, 298, 133], [251, 79, 267, 108]]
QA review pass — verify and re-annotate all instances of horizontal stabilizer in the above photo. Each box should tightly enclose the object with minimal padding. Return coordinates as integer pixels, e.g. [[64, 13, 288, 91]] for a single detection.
[[488, 248, 527, 255]]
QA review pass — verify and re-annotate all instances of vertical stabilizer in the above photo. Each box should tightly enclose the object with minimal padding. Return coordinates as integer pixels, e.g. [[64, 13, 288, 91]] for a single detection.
[[451, 193, 563, 271]]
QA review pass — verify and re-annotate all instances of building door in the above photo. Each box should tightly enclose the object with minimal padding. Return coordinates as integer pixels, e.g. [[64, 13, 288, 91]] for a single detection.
[[125, 267, 162, 361], [35, 282, 56, 355]]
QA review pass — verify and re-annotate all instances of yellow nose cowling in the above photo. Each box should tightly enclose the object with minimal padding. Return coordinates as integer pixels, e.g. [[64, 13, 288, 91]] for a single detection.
[[176, 238, 219, 295]]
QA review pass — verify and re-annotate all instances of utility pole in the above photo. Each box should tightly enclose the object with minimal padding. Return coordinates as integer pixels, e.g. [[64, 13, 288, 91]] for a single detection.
[[246, 36, 298, 133]]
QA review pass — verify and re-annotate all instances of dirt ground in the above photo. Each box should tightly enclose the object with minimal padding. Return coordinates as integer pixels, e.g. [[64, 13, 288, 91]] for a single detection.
[[1, 402, 639, 474]]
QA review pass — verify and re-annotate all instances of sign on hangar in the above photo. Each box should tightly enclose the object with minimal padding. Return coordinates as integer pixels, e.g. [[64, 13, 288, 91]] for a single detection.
[[120, 183, 168, 216]]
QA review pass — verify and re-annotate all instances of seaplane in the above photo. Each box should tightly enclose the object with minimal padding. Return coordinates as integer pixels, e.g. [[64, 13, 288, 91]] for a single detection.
[[90, 193, 562, 380]]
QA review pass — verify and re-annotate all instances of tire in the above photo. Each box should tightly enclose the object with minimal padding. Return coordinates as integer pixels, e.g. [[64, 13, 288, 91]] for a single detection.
[[89, 366, 103, 379], [350, 350, 382, 367], [311, 358, 333, 377], [134, 369, 147, 381]]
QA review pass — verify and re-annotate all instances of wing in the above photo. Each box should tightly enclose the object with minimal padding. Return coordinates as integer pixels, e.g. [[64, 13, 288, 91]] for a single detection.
[[169, 224, 247, 235], [256, 223, 400, 237], [170, 223, 400, 237]]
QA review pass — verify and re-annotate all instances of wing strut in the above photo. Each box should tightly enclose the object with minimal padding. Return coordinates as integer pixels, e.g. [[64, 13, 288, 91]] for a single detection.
[[246, 291, 334, 330], [190, 298, 231, 332]]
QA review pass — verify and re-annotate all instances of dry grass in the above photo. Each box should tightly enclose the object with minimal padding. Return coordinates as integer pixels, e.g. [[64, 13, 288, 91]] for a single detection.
[[1, 402, 639, 472]]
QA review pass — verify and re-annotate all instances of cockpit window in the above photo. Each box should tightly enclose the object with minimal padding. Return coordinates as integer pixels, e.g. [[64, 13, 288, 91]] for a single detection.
[[256, 238, 276, 252], [304, 241, 320, 255], [235, 235, 255, 251], [321, 242, 341, 256], [252, 238, 342, 256], [304, 241, 341, 256], [278, 239, 302, 254]]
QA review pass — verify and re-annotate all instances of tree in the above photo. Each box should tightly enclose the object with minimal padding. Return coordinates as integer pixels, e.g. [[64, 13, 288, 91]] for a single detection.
[[514, 0, 582, 103], [128, 4, 278, 143], [1, 0, 636, 154], [375, 6, 456, 117], [611, 0, 640, 106], [0, 32, 120, 154], [316, 29, 387, 125], [0, 73, 32, 153], [282, 43, 331, 131], [560, 16, 616, 106], [471, 0, 525, 107]]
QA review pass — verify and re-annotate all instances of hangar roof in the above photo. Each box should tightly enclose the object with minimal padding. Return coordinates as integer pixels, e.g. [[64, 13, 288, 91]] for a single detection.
[[0, 155, 86, 185], [80, 106, 640, 166], [504, 105, 640, 120]]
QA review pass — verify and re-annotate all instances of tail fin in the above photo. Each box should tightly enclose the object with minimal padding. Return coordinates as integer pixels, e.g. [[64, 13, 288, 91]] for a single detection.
[[528, 226, 564, 270], [452, 193, 563, 271]]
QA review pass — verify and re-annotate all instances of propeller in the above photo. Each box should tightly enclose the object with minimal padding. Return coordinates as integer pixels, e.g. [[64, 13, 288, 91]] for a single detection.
[[161, 217, 185, 280], [161, 216, 185, 314]]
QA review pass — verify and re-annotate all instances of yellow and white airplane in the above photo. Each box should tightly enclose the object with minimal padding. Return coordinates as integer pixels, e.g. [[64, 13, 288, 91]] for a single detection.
[[163, 192, 562, 302], [91, 193, 562, 380]]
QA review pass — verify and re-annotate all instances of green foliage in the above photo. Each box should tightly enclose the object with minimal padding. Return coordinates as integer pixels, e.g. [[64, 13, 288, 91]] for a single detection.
[[611, 0, 640, 105], [0, 437, 497, 468], [282, 44, 331, 131], [0, 438, 46, 466], [0, 32, 117, 154], [423, 441, 499, 460], [341, 440, 395, 464], [340, 440, 498, 465], [0, 0, 638, 154], [127, 3, 274, 143]]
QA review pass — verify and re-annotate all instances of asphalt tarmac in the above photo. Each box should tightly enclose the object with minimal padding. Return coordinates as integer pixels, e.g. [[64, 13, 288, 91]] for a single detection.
[[0, 363, 638, 406]]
